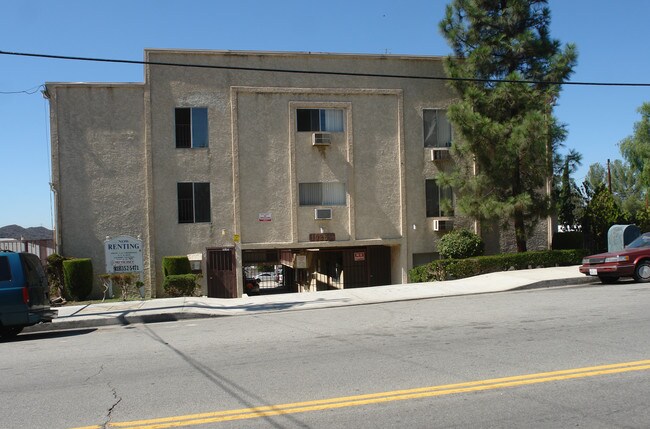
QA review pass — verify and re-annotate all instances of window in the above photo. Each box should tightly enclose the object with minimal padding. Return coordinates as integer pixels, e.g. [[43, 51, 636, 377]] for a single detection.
[[297, 109, 344, 132], [299, 182, 346, 206], [178, 182, 211, 223], [175, 107, 208, 148], [425, 179, 454, 217], [423, 109, 452, 148], [0, 256, 10, 281]]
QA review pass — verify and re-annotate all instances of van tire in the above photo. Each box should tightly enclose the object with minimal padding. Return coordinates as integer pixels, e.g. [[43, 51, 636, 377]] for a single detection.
[[0, 326, 23, 339]]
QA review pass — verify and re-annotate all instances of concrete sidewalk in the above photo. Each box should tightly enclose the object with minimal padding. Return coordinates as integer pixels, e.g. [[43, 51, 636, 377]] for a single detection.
[[25, 265, 596, 332]]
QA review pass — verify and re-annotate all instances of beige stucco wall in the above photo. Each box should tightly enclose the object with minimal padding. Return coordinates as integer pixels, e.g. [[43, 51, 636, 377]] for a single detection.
[[48, 84, 147, 296], [48, 50, 551, 297], [143, 50, 458, 292]]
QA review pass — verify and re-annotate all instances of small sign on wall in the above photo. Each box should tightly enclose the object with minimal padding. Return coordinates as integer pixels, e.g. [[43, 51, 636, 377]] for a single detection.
[[354, 251, 366, 262], [258, 212, 272, 222], [309, 233, 335, 241]]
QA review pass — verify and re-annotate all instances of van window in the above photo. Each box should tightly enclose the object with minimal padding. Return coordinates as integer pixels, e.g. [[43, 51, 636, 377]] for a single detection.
[[0, 256, 10, 282], [21, 254, 44, 287]]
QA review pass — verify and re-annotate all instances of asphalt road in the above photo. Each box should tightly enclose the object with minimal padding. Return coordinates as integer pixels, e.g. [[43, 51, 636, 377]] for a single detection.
[[2, 281, 650, 428]]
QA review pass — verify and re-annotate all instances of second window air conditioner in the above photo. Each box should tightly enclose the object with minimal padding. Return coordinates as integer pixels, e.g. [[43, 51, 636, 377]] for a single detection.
[[430, 148, 451, 161], [312, 132, 332, 146], [433, 219, 453, 231], [314, 208, 333, 220]]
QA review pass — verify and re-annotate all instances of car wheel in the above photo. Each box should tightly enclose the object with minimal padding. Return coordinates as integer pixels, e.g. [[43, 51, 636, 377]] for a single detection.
[[598, 276, 619, 284], [0, 326, 23, 339], [634, 260, 650, 283]]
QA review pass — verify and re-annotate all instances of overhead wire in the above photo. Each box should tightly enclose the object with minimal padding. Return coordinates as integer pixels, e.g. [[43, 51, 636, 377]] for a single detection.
[[0, 83, 44, 94], [1, 49, 650, 88]]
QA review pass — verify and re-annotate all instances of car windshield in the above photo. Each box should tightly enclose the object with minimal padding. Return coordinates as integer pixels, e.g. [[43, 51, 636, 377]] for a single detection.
[[626, 233, 650, 249]]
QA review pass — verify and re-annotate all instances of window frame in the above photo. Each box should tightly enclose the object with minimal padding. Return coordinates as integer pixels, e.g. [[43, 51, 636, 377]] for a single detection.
[[175, 107, 209, 149], [177, 182, 211, 224], [296, 108, 345, 132], [423, 109, 453, 148], [299, 182, 347, 206], [425, 179, 454, 218]]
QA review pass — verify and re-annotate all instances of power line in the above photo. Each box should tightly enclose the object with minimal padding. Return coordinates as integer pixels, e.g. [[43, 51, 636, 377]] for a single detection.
[[1, 49, 650, 87], [0, 84, 44, 95]]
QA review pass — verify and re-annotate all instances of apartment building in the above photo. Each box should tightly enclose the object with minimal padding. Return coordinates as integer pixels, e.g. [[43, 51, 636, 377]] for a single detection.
[[46, 49, 549, 298]]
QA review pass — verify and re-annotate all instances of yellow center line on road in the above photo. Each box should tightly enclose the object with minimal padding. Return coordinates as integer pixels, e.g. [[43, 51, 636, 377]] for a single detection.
[[72, 359, 650, 429]]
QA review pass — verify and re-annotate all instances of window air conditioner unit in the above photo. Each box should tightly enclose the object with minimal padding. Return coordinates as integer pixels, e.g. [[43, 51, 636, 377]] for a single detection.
[[312, 132, 332, 146], [433, 219, 453, 231], [431, 148, 451, 161], [314, 208, 332, 220]]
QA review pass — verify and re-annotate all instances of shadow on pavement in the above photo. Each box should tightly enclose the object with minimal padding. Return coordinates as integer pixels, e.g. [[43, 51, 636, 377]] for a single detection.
[[1, 328, 97, 343]]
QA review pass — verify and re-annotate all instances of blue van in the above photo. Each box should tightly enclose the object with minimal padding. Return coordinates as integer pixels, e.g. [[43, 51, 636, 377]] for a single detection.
[[0, 251, 56, 338]]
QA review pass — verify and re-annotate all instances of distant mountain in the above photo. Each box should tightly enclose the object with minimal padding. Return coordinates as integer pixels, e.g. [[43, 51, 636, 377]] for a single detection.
[[0, 225, 53, 240]]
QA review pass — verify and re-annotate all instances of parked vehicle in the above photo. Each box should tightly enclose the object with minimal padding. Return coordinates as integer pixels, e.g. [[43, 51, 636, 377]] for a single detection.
[[0, 251, 56, 338], [579, 233, 650, 284], [255, 272, 275, 283]]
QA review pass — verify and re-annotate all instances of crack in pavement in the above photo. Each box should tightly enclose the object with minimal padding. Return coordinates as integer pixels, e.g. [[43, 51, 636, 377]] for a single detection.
[[85, 364, 104, 383], [102, 383, 122, 429]]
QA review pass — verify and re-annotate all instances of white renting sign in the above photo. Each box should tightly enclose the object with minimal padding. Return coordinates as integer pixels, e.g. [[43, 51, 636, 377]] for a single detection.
[[104, 235, 143, 273]]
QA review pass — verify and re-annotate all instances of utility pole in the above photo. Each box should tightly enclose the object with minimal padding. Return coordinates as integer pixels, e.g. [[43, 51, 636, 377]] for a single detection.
[[607, 159, 612, 193]]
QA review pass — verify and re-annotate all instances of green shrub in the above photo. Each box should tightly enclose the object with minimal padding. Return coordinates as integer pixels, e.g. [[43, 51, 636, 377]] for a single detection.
[[46, 253, 71, 299], [163, 274, 197, 297], [408, 249, 586, 282], [162, 256, 192, 276], [62, 258, 94, 300], [101, 273, 139, 300], [552, 231, 584, 250], [438, 228, 485, 259]]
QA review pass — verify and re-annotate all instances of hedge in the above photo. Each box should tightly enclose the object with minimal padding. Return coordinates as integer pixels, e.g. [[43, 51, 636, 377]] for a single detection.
[[409, 249, 586, 283], [163, 274, 197, 297], [62, 258, 94, 300], [162, 256, 192, 276]]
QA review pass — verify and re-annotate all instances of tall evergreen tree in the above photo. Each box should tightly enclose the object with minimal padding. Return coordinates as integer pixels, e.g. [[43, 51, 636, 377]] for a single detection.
[[439, 0, 577, 251]]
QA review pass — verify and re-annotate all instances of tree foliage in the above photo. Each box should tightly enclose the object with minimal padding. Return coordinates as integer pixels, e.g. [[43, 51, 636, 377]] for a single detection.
[[555, 149, 582, 231], [619, 102, 650, 192], [439, 0, 577, 251], [582, 185, 625, 253], [437, 228, 485, 259], [584, 160, 644, 223]]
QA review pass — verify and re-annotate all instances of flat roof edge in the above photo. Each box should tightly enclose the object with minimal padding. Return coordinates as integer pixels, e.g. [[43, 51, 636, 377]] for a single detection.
[[144, 48, 449, 61], [45, 82, 144, 88]]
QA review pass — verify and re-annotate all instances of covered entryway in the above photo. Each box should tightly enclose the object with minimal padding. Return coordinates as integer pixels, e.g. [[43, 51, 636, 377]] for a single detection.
[[237, 246, 392, 297], [271, 245, 392, 293], [206, 248, 237, 298]]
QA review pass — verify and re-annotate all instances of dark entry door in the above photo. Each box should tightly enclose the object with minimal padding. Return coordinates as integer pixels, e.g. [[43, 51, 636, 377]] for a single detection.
[[342, 249, 368, 289], [368, 246, 391, 286], [206, 248, 236, 298]]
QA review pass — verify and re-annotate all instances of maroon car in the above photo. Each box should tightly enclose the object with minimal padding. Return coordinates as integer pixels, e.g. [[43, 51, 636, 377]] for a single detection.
[[579, 232, 650, 284]]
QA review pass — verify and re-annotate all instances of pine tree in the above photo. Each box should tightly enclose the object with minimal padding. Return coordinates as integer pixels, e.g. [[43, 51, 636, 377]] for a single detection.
[[439, 0, 577, 251]]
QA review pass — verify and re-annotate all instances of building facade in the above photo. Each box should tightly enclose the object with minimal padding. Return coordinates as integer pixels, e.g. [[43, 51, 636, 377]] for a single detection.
[[46, 49, 550, 298]]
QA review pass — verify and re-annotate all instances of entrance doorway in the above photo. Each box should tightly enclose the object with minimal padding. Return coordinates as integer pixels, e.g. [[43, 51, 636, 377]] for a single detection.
[[206, 248, 236, 298]]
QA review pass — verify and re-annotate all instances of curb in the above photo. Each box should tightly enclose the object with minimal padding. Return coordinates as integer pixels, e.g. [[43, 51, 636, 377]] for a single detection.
[[513, 275, 598, 291], [24, 276, 597, 333]]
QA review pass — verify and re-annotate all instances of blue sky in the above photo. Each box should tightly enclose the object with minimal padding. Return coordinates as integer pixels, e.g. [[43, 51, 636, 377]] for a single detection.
[[1, 0, 649, 228]]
